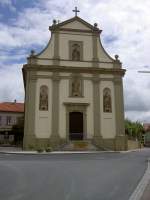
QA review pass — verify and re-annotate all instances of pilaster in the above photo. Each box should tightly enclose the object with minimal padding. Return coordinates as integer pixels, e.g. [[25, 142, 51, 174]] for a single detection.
[[92, 75, 101, 138], [114, 76, 125, 136], [92, 33, 99, 67], [53, 31, 60, 65], [51, 72, 60, 140], [23, 70, 37, 149]]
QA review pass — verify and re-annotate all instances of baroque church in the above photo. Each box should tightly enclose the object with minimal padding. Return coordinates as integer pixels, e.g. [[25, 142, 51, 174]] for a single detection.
[[23, 8, 127, 151]]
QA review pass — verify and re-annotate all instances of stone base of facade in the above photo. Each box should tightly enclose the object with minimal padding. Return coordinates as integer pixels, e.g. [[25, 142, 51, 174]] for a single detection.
[[92, 135, 128, 151], [23, 135, 67, 150], [23, 135, 128, 151]]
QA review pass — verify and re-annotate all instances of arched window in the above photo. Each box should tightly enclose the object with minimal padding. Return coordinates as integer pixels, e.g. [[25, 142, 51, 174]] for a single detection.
[[72, 44, 80, 61], [103, 88, 112, 113], [39, 85, 48, 111]]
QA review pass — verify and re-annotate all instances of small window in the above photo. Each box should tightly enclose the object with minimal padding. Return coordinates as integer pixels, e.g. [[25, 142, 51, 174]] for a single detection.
[[6, 116, 11, 125], [103, 88, 112, 113], [39, 85, 48, 111]]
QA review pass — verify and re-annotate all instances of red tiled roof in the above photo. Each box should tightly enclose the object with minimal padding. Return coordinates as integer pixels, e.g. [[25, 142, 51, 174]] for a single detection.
[[0, 102, 24, 113]]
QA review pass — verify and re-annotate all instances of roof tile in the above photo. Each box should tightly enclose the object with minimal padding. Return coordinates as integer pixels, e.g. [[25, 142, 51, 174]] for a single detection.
[[0, 102, 24, 113]]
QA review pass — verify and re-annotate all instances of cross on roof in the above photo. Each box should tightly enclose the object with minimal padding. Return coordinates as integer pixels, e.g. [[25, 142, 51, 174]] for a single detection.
[[72, 6, 80, 16]]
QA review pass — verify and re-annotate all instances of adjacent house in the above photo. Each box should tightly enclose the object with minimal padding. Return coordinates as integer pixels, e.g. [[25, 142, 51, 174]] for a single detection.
[[0, 101, 24, 144]]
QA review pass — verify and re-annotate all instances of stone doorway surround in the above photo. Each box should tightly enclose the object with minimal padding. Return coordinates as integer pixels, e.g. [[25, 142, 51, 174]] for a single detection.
[[63, 102, 89, 141]]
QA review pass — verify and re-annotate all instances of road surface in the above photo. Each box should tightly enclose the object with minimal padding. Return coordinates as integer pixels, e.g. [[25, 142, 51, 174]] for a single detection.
[[0, 149, 150, 200]]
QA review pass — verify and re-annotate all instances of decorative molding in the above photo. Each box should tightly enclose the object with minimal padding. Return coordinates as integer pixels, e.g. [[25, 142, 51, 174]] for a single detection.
[[49, 16, 102, 34], [64, 102, 89, 106], [32, 57, 114, 64], [23, 64, 126, 76], [35, 74, 114, 82], [51, 27, 101, 34]]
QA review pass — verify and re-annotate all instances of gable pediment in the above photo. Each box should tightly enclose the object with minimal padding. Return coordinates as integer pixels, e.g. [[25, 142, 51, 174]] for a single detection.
[[61, 19, 91, 30], [49, 16, 101, 33]]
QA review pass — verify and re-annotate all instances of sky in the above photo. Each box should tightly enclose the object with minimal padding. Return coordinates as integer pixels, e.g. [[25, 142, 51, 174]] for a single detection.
[[0, 0, 150, 123]]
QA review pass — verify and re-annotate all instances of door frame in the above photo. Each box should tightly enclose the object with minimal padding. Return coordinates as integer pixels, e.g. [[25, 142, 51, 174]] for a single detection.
[[64, 103, 89, 141]]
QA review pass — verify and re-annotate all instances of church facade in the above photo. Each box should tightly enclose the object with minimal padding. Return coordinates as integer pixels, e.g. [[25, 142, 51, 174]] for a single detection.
[[23, 13, 127, 150]]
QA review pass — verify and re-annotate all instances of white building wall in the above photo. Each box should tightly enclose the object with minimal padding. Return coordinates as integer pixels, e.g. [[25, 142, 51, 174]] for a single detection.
[[35, 78, 52, 138], [97, 38, 113, 63], [59, 77, 94, 139], [100, 81, 116, 138]]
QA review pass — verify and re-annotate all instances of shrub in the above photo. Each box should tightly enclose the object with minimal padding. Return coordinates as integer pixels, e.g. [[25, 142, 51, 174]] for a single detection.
[[45, 146, 52, 152], [28, 144, 35, 150], [36, 147, 44, 153]]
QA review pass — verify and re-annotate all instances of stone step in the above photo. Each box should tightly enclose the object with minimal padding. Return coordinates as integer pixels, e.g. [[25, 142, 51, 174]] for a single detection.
[[61, 140, 98, 151]]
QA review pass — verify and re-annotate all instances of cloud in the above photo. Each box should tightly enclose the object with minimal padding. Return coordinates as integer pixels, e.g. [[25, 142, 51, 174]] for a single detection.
[[0, 64, 24, 102], [0, 0, 16, 12]]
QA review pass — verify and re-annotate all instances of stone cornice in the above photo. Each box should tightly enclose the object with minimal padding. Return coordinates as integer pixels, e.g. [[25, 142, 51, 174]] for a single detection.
[[30, 57, 114, 64], [23, 64, 126, 76], [63, 102, 89, 106], [50, 27, 101, 34]]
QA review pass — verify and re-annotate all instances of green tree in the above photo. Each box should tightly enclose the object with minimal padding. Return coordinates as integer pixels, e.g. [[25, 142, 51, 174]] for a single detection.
[[125, 119, 144, 141]]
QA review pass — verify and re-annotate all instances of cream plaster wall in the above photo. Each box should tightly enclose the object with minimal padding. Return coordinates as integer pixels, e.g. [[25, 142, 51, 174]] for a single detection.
[[97, 38, 114, 62], [62, 21, 91, 30], [59, 78, 94, 139], [37, 34, 54, 59], [35, 78, 52, 138], [100, 81, 116, 138], [59, 33, 93, 61]]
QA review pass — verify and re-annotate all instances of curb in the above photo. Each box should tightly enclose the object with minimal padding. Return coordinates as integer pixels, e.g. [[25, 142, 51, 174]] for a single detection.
[[0, 150, 121, 155], [129, 159, 150, 200], [0, 148, 143, 155]]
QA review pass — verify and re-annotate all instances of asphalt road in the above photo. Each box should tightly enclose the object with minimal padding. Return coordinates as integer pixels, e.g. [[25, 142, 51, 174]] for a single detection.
[[0, 149, 150, 200]]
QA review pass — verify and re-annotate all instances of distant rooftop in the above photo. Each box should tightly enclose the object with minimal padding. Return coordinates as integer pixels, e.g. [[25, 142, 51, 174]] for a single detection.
[[143, 123, 150, 131], [0, 101, 24, 113]]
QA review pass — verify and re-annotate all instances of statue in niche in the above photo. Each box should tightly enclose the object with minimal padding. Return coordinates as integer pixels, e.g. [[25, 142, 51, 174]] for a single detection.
[[72, 78, 81, 97], [72, 44, 80, 61], [39, 85, 48, 111], [103, 88, 112, 112]]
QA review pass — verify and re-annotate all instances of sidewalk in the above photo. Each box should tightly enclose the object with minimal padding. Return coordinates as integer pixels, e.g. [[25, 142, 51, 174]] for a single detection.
[[140, 182, 150, 200]]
